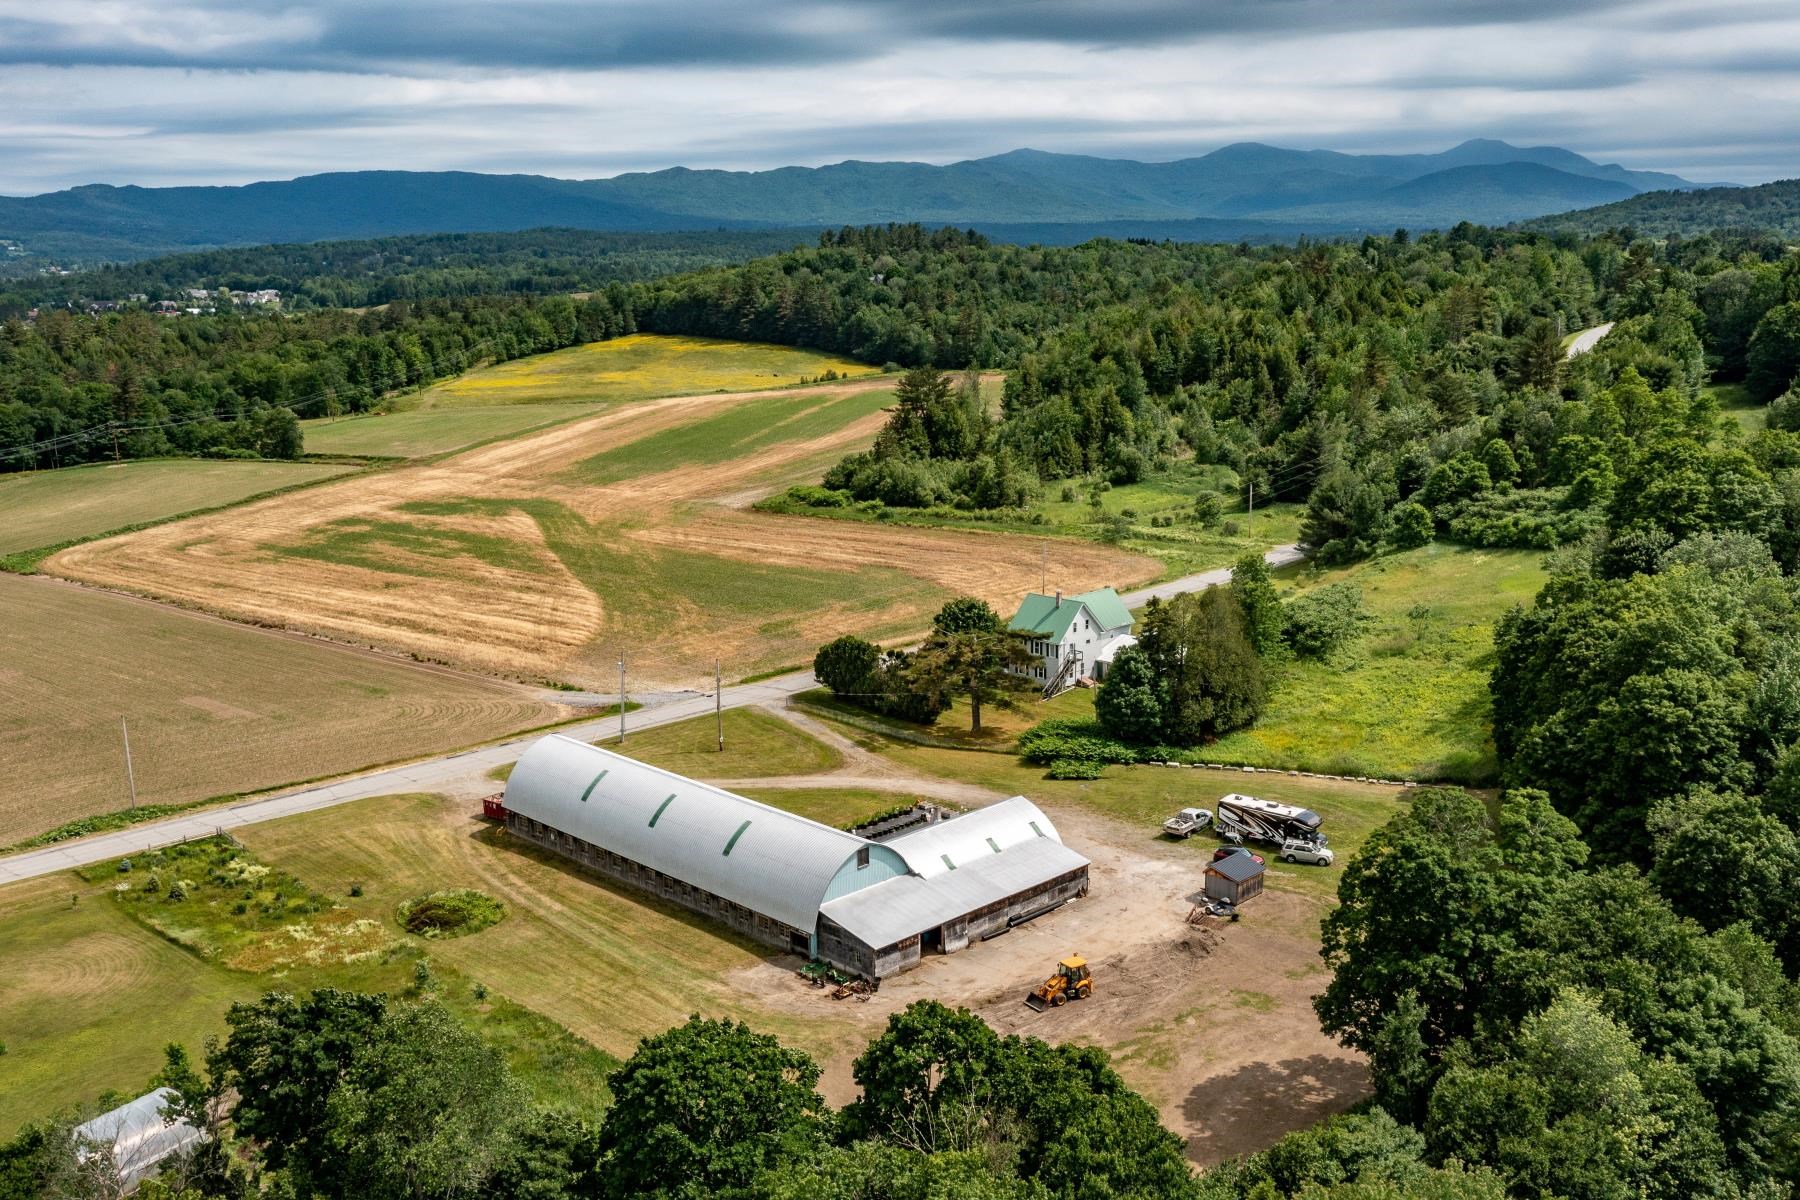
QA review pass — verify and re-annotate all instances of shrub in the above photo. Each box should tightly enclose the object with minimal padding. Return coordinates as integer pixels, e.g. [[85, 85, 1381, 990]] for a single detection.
[[1388, 501, 1434, 550], [397, 889, 506, 939], [1283, 583, 1371, 659], [786, 484, 853, 508], [1045, 759, 1105, 780], [349, 882, 364, 897], [1221, 520, 1240, 537], [1061, 485, 1078, 502], [1017, 718, 1139, 766], [1193, 492, 1223, 526]]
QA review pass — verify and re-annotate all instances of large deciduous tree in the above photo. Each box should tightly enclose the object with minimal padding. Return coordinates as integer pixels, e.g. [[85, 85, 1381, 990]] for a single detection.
[[911, 598, 1032, 732], [597, 1016, 827, 1199]]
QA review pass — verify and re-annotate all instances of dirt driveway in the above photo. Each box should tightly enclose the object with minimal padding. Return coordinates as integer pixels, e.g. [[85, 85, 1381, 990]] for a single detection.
[[734, 799, 1367, 1165]]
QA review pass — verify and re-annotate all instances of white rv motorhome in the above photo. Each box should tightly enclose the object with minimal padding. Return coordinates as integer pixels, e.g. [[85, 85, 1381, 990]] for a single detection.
[[1215, 794, 1326, 848]]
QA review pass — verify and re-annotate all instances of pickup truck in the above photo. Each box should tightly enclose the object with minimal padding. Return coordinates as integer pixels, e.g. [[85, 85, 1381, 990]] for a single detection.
[[1162, 807, 1213, 838]]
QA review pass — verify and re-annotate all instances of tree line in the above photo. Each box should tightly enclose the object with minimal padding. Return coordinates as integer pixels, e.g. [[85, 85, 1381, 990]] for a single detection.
[[1, 991, 1203, 1200], [0, 229, 811, 315]]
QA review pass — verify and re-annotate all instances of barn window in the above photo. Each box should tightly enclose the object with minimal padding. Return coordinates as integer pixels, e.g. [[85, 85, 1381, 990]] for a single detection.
[[856, 847, 871, 869]]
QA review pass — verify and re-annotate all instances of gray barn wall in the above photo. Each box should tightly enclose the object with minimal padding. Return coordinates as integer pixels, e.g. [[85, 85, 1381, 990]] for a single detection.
[[509, 813, 811, 955]]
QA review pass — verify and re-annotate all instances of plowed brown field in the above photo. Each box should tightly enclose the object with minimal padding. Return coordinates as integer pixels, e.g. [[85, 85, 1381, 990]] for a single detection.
[[49, 379, 1157, 689]]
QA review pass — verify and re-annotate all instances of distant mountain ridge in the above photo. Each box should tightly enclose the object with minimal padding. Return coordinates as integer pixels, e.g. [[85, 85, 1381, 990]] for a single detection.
[[1521, 177, 1800, 239], [0, 140, 1710, 262]]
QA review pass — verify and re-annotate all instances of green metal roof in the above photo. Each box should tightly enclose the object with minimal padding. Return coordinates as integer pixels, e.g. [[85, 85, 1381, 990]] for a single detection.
[[1007, 588, 1133, 639]]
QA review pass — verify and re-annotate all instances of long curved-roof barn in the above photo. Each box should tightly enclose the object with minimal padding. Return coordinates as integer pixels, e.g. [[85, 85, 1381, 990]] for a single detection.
[[500, 734, 1089, 976]]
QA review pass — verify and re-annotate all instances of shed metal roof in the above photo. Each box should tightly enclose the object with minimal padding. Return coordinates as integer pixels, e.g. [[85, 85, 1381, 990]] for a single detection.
[[1007, 588, 1134, 639], [819, 836, 1090, 949], [884, 796, 1062, 879], [503, 735, 902, 930], [1207, 852, 1266, 882]]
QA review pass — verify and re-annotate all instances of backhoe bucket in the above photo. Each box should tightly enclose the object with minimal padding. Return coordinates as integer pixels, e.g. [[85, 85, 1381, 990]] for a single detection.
[[1024, 991, 1049, 1012]]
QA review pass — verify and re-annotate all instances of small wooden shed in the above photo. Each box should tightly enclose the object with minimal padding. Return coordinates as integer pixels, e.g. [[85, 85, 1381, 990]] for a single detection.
[[1204, 853, 1265, 905]]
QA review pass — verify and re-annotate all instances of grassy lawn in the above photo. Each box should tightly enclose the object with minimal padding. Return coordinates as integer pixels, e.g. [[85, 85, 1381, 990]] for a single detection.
[[1708, 381, 1767, 435], [301, 404, 599, 458], [0, 574, 563, 846], [0, 828, 616, 1133], [404, 334, 880, 409], [600, 706, 844, 778], [796, 686, 1095, 751], [0, 459, 357, 557], [1203, 543, 1546, 783]]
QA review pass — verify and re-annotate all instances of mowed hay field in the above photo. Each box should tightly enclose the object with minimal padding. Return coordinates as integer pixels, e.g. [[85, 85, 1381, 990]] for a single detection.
[[235, 792, 870, 1068], [51, 356, 1156, 690], [405, 334, 880, 408], [0, 458, 357, 556], [0, 574, 566, 844], [301, 403, 599, 458]]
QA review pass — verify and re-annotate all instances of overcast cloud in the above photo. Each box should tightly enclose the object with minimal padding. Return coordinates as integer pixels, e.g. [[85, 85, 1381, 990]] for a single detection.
[[0, 0, 1794, 193]]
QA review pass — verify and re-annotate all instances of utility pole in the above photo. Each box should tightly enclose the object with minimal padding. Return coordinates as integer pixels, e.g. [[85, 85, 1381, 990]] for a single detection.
[[1040, 542, 1047, 594], [716, 659, 724, 752], [617, 653, 627, 744], [121, 718, 137, 811]]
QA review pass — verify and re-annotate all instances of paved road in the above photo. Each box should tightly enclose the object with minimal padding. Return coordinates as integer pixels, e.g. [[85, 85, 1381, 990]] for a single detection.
[[1565, 321, 1614, 359], [0, 543, 1305, 886], [1122, 543, 1304, 606]]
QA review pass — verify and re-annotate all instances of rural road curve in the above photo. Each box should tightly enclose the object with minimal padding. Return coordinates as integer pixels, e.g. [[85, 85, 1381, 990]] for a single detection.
[[0, 544, 1303, 886], [1565, 321, 1614, 359]]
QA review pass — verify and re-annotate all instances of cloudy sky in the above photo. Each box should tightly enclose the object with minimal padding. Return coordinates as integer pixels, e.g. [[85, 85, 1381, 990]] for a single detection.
[[2, 0, 1796, 194]]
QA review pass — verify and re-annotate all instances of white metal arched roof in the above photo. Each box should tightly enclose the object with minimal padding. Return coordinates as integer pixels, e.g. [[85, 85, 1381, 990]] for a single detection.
[[502, 735, 903, 930], [884, 796, 1064, 879]]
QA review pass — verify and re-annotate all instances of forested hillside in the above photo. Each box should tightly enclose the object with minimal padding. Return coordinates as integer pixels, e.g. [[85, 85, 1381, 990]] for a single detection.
[[1525, 176, 1800, 238], [0, 229, 813, 310]]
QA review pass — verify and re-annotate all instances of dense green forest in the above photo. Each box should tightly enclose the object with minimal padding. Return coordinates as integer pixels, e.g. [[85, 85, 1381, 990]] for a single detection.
[[7, 223, 1800, 1195], [1523, 177, 1800, 239], [0, 229, 812, 312]]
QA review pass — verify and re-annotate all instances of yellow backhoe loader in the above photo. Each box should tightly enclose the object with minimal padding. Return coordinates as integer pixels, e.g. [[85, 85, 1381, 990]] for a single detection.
[[1024, 955, 1093, 1011]]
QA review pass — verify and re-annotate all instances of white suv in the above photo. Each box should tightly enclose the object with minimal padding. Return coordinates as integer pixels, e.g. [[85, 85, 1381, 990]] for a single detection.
[[1280, 838, 1334, 866]]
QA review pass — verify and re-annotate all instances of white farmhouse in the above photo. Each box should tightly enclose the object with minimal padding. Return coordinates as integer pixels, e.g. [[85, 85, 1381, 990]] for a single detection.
[[1006, 587, 1136, 695]]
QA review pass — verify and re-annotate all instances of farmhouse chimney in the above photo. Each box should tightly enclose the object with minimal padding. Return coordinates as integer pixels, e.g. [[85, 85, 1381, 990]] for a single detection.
[[1055, 590, 1063, 607]]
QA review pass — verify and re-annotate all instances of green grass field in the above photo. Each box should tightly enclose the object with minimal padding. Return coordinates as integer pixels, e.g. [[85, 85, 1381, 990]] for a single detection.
[[301, 404, 600, 458], [404, 334, 880, 409], [1708, 381, 1767, 434], [769, 458, 1305, 579], [0, 459, 356, 556], [1205, 543, 1546, 783], [603, 707, 844, 779], [563, 386, 900, 486], [0, 784, 884, 1134]]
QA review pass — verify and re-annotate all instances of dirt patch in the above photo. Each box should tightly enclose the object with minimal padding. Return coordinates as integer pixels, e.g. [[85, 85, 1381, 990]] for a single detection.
[[731, 801, 1366, 1160]]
